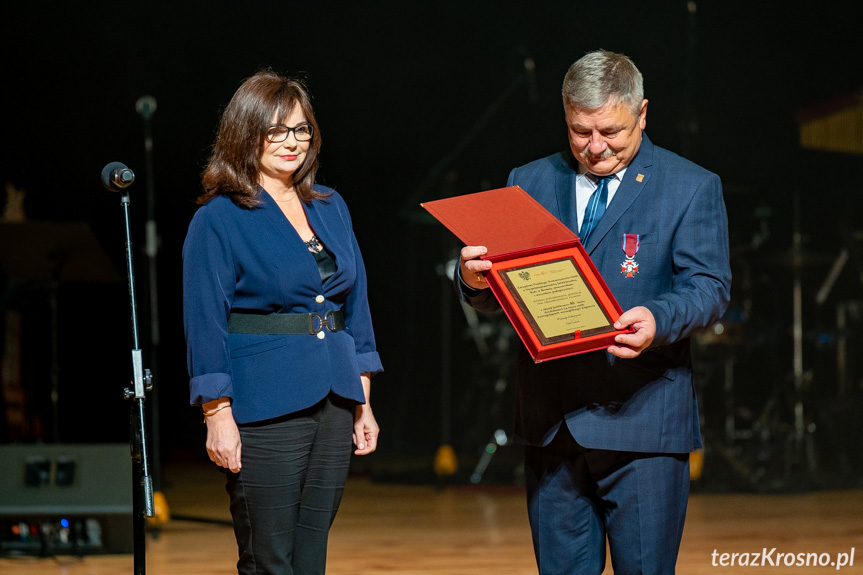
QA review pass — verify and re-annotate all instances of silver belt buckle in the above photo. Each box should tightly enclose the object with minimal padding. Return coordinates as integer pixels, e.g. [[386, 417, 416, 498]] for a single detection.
[[309, 312, 337, 334]]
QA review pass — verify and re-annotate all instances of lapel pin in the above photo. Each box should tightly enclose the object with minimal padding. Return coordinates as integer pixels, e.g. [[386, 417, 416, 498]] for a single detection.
[[636, 174, 644, 182]]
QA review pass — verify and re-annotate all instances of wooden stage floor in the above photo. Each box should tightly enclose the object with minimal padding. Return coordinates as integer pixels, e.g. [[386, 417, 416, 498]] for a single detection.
[[2, 461, 861, 574]]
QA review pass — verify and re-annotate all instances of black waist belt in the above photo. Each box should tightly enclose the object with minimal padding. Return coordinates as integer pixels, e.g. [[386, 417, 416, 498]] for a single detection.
[[228, 310, 345, 335]]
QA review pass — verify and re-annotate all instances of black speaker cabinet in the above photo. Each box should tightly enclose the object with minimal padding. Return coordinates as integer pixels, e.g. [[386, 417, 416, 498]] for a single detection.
[[0, 443, 133, 555]]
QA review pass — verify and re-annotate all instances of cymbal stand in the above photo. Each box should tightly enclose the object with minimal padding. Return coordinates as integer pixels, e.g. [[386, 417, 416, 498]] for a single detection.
[[784, 192, 817, 480]]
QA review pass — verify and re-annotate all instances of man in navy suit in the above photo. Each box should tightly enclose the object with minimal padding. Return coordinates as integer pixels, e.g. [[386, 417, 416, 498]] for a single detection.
[[457, 50, 731, 574]]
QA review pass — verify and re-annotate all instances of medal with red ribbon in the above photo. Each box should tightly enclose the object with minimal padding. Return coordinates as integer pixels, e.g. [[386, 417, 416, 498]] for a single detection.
[[620, 234, 640, 278]]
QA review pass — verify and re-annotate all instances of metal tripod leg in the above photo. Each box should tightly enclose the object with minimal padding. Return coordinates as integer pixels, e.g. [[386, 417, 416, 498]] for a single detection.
[[470, 428, 509, 484]]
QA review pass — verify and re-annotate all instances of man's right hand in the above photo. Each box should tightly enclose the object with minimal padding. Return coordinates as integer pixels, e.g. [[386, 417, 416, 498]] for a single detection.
[[459, 245, 493, 290]]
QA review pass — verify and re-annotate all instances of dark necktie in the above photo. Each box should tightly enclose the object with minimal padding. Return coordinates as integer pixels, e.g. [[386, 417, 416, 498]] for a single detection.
[[579, 175, 612, 245]]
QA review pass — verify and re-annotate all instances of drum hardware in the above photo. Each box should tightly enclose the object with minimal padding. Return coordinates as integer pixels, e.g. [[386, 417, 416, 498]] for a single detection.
[[464, 311, 519, 484], [703, 195, 843, 488], [721, 354, 754, 445], [815, 231, 863, 398], [434, 256, 520, 484], [774, 193, 821, 481], [438, 257, 522, 484]]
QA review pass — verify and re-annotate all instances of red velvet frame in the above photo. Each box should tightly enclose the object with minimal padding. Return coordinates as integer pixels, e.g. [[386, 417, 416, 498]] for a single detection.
[[484, 241, 631, 362]]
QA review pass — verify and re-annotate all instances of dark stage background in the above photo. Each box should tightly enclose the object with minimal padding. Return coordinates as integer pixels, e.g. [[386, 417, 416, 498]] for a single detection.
[[2, 1, 862, 491]]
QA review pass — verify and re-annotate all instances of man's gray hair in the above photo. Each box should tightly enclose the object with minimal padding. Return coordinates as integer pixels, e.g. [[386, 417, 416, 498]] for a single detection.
[[562, 50, 644, 115]]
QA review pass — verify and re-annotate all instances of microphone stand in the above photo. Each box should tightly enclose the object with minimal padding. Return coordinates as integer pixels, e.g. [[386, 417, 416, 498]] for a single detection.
[[117, 185, 155, 574]]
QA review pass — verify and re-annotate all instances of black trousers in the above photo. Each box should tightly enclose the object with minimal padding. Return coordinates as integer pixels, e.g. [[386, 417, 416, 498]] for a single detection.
[[225, 393, 355, 575]]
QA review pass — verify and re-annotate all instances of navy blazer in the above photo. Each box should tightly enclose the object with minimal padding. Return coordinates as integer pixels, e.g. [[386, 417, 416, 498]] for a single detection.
[[460, 134, 731, 452], [183, 186, 383, 424]]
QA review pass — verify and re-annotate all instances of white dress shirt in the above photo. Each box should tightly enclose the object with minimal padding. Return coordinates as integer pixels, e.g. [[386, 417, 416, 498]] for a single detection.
[[575, 167, 627, 231]]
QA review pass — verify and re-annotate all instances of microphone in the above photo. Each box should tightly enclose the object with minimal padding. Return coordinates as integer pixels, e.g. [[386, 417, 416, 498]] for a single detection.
[[102, 162, 135, 192]]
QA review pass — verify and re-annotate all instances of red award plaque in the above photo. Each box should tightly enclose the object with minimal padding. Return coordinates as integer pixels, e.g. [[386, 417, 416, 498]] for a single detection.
[[422, 186, 632, 362]]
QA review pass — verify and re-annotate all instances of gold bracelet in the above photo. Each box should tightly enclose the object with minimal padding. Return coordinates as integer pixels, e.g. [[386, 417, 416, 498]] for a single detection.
[[203, 403, 230, 421]]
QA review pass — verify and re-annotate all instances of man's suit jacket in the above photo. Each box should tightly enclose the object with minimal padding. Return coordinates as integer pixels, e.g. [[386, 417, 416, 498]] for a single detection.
[[460, 134, 731, 453], [183, 186, 383, 424]]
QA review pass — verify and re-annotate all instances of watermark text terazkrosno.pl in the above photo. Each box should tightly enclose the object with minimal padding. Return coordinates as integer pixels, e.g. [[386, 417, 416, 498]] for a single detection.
[[712, 548, 855, 570]]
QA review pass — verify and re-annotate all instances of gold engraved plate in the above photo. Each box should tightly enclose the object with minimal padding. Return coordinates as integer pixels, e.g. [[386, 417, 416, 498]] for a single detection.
[[500, 257, 614, 345]]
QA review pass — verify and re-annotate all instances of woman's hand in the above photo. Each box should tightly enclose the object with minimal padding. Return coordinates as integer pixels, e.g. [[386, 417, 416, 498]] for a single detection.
[[205, 407, 242, 473], [353, 403, 379, 455], [354, 374, 379, 455]]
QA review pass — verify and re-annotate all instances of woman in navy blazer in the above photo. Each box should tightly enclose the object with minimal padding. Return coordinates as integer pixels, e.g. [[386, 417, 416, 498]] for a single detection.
[[183, 70, 382, 574]]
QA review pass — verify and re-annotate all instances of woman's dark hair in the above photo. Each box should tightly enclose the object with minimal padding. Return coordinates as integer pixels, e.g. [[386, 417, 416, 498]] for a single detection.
[[198, 70, 325, 207]]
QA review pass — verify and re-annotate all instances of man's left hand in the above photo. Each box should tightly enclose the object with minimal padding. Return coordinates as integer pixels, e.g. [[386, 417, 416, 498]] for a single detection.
[[608, 306, 656, 358]]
